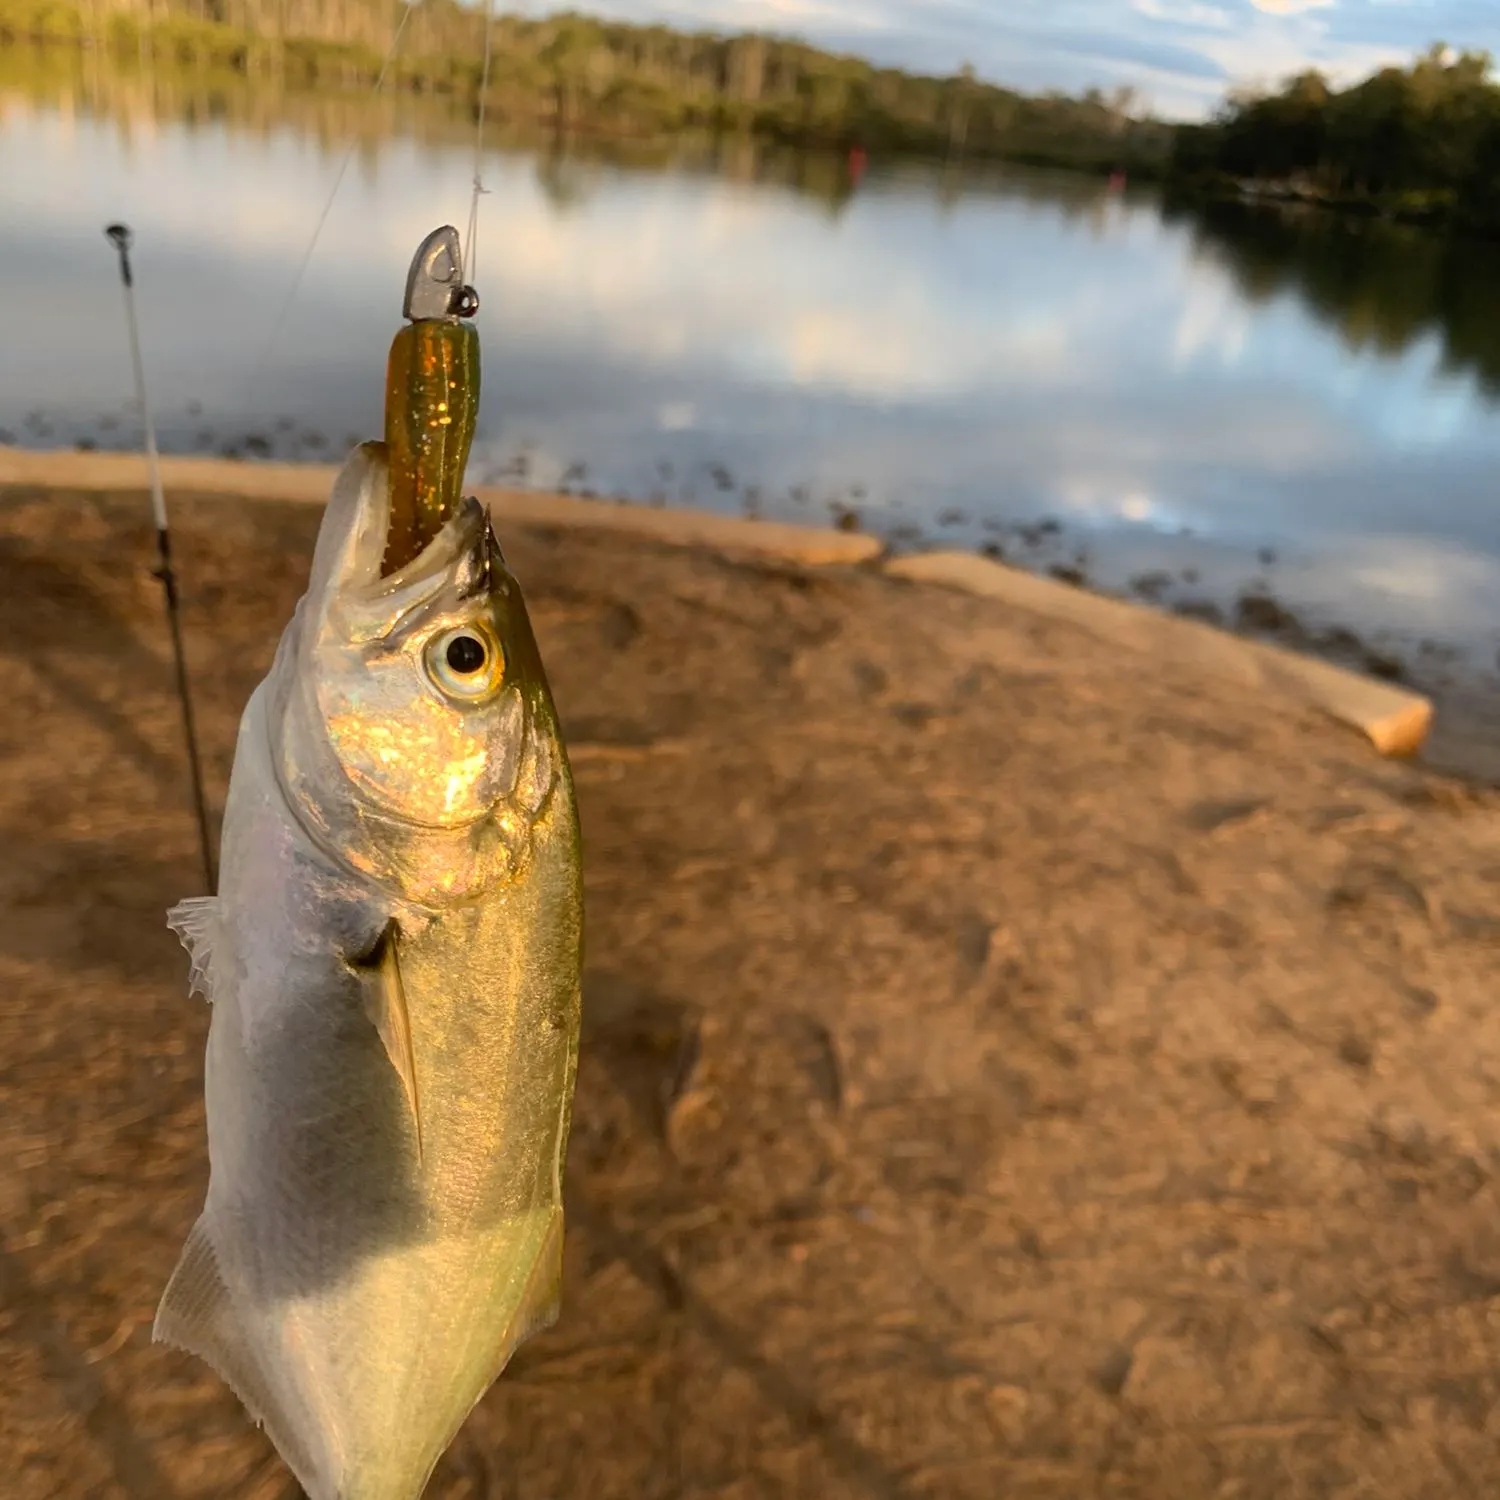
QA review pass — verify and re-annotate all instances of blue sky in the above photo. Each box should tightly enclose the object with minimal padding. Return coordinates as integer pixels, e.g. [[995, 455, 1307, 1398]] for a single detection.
[[560, 0, 1500, 120]]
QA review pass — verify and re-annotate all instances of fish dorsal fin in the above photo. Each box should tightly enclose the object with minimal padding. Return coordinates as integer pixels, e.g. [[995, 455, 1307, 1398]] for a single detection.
[[166, 896, 220, 1003], [350, 919, 423, 1162]]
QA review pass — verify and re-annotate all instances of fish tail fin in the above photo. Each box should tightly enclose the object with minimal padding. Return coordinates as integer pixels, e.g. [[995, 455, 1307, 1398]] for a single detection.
[[154, 1217, 326, 1497]]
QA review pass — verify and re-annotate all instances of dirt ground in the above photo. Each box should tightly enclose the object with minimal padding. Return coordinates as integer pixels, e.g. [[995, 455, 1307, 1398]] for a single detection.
[[4, 484, 1500, 1500]]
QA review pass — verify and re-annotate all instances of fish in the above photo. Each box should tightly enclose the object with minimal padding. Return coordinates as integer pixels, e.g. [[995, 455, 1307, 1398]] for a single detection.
[[153, 227, 583, 1500]]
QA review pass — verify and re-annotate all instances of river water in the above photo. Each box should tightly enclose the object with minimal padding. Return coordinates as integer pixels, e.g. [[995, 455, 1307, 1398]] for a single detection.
[[6, 68, 1500, 744]]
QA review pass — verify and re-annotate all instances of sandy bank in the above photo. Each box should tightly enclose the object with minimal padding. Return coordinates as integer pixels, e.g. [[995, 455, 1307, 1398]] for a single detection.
[[0, 445, 1436, 765], [4, 480, 1500, 1498]]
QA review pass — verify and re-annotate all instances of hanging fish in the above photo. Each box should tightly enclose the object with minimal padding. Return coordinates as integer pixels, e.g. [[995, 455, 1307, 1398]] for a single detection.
[[154, 226, 584, 1500]]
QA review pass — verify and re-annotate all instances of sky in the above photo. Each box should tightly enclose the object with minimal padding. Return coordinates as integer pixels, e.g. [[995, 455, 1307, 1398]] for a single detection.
[[552, 0, 1500, 120]]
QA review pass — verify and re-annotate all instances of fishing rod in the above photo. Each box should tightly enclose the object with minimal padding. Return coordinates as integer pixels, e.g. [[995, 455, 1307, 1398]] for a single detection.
[[104, 223, 218, 897]]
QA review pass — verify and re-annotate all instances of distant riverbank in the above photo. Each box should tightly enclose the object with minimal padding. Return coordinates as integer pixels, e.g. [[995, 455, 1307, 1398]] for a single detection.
[[0, 3, 1172, 177], [1165, 173, 1493, 239]]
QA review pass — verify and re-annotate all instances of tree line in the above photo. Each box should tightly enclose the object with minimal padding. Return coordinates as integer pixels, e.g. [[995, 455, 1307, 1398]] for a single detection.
[[0, 0, 1173, 171], [0, 38, 998, 220], [1172, 44, 1500, 233], [8, 0, 1497, 234]]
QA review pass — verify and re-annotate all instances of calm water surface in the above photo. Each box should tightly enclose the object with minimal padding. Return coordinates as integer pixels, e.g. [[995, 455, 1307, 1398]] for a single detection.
[[7, 82, 1500, 686]]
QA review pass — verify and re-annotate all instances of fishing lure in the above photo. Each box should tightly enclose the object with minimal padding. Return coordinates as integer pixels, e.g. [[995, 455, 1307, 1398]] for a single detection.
[[382, 225, 481, 576], [155, 227, 584, 1500]]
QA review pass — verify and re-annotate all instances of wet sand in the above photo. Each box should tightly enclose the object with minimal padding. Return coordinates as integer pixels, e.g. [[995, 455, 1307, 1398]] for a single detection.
[[5, 483, 1500, 1500]]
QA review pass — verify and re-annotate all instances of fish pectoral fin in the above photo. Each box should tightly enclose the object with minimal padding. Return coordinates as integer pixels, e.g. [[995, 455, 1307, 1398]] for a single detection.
[[166, 896, 221, 1002], [349, 918, 423, 1162], [154, 1216, 324, 1494]]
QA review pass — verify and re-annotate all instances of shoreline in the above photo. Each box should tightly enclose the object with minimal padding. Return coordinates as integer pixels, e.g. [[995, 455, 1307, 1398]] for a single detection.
[[1, 443, 1437, 769], [0, 61, 1162, 188], [1164, 174, 1497, 242]]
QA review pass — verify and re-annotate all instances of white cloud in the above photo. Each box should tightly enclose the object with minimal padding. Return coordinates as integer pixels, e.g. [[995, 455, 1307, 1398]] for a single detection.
[[1188, 16, 1413, 102], [580, 0, 1488, 121], [1132, 0, 1233, 28], [1248, 0, 1334, 15]]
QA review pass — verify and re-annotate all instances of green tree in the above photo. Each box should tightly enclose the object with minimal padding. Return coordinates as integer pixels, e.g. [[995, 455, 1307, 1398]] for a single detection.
[[0, 0, 1179, 174], [1171, 43, 1500, 231]]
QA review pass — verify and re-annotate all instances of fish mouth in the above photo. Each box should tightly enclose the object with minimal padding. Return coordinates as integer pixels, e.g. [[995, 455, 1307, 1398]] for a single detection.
[[378, 495, 494, 599], [307, 443, 503, 652], [366, 510, 503, 654], [381, 471, 467, 579], [351, 442, 498, 600]]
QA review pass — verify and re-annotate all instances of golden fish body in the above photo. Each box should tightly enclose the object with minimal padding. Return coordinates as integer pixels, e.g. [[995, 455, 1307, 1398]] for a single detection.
[[156, 442, 582, 1500]]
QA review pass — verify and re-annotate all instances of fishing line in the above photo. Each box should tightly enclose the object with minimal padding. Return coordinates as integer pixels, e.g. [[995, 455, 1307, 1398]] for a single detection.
[[247, 0, 419, 398], [464, 0, 498, 285], [104, 224, 218, 897]]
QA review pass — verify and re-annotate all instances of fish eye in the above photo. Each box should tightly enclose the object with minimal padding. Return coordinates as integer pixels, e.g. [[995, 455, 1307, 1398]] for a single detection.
[[445, 634, 487, 675], [426, 626, 503, 701]]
